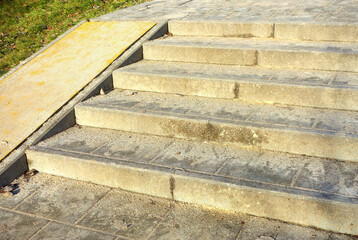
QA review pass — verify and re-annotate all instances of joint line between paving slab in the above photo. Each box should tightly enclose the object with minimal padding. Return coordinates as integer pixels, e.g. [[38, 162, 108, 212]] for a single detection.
[[73, 188, 113, 225], [214, 157, 232, 174], [179, 0, 193, 6], [144, 203, 175, 240], [149, 141, 175, 163], [130, 99, 144, 109], [115, 235, 135, 240], [27, 221, 52, 240], [214, 147, 234, 174], [310, 118, 319, 129], [12, 176, 52, 210], [328, 0, 337, 6], [290, 160, 309, 188], [313, 13, 321, 22], [89, 142, 110, 155], [235, 223, 246, 240], [328, 74, 338, 85], [0, 205, 117, 237]]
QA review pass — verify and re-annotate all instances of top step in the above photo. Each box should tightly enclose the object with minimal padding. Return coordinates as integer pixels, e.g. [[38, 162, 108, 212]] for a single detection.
[[169, 20, 358, 43], [144, 36, 358, 72]]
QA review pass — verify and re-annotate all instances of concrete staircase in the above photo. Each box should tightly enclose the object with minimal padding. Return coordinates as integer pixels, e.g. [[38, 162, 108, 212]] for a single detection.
[[26, 21, 358, 235]]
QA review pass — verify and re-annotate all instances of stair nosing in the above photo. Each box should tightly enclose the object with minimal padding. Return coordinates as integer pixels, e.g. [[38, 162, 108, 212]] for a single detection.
[[143, 36, 358, 54], [115, 67, 358, 91], [27, 146, 358, 204], [76, 102, 358, 138]]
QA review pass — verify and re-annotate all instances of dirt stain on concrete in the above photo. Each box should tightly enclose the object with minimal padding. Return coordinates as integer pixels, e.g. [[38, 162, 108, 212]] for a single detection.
[[161, 118, 268, 146]]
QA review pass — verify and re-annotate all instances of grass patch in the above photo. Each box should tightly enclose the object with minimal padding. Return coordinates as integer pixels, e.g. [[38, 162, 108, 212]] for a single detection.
[[0, 0, 148, 77]]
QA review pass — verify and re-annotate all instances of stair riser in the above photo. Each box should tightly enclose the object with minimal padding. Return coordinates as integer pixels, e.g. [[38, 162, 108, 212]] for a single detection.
[[169, 21, 358, 42], [113, 71, 236, 99], [259, 50, 358, 72], [274, 23, 358, 42], [114, 72, 358, 111], [75, 106, 358, 162], [168, 21, 274, 38], [143, 44, 358, 72], [26, 149, 173, 199], [143, 44, 257, 65], [239, 83, 358, 111], [26, 149, 358, 235]]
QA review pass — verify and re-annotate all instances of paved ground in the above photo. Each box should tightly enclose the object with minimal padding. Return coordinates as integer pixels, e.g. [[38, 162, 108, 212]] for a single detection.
[[0, 172, 355, 240], [98, 0, 358, 23]]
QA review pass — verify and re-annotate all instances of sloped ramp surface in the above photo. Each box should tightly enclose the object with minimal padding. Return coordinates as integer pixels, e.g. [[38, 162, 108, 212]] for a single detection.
[[0, 21, 155, 161]]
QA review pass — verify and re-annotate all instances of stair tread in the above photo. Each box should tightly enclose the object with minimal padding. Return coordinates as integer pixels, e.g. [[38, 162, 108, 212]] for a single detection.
[[117, 60, 358, 90], [30, 125, 358, 202], [145, 36, 358, 54], [77, 90, 358, 136]]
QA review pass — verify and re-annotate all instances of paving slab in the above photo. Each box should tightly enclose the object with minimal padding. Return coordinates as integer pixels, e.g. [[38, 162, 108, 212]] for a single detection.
[[31, 222, 115, 240], [98, 0, 358, 25], [294, 159, 358, 196], [147, 203, 247, 240], [236, 217, 354, 240], [78, 189, 172, 239], [0, 209, 48, 240], [15, 176, 110, 223], [0, 21, 155, 161], [152, 140, 231, 173], [0, 172, 51, 209]]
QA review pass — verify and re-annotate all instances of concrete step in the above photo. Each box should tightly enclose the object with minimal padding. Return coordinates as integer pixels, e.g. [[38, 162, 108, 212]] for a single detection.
[[26, 126, 358, 235], [143, 36, 358, 72], [114, 60, 358, 111], [74, 90, 358, 162], [168, 20, 358, 42]]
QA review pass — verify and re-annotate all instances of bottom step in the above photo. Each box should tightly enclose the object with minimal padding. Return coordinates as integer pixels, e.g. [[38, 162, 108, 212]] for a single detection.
[[26, 126, 358, 235]]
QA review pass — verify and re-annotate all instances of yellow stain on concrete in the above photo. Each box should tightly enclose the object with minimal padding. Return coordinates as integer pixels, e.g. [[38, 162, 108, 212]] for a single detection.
[[0, 21, 155, 161]]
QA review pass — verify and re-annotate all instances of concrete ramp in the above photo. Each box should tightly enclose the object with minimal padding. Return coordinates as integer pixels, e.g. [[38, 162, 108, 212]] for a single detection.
[[0, 21, 155, 161]]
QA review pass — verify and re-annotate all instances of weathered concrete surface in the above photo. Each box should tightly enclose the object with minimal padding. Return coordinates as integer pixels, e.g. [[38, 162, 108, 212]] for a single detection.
[[2, 0, 357, 238], [274, 23, 358, 42], [143, 36, 358, 72], [169, 21, 274, 38], [74, 90, 358, 162], [15, 176, 109, 223], [168, 20, 358, 42], [0, 210, 48, 240], [1, 172, 353, 239], [0, 21, 155, 161], [25, 126, 358, 234], [114, 60, 358, 111], [143, 38, 258, 66], [98, 0, 358, 25]]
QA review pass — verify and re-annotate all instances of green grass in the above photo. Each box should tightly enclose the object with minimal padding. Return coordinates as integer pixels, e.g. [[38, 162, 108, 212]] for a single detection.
[[0, 0, 148, 77]]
